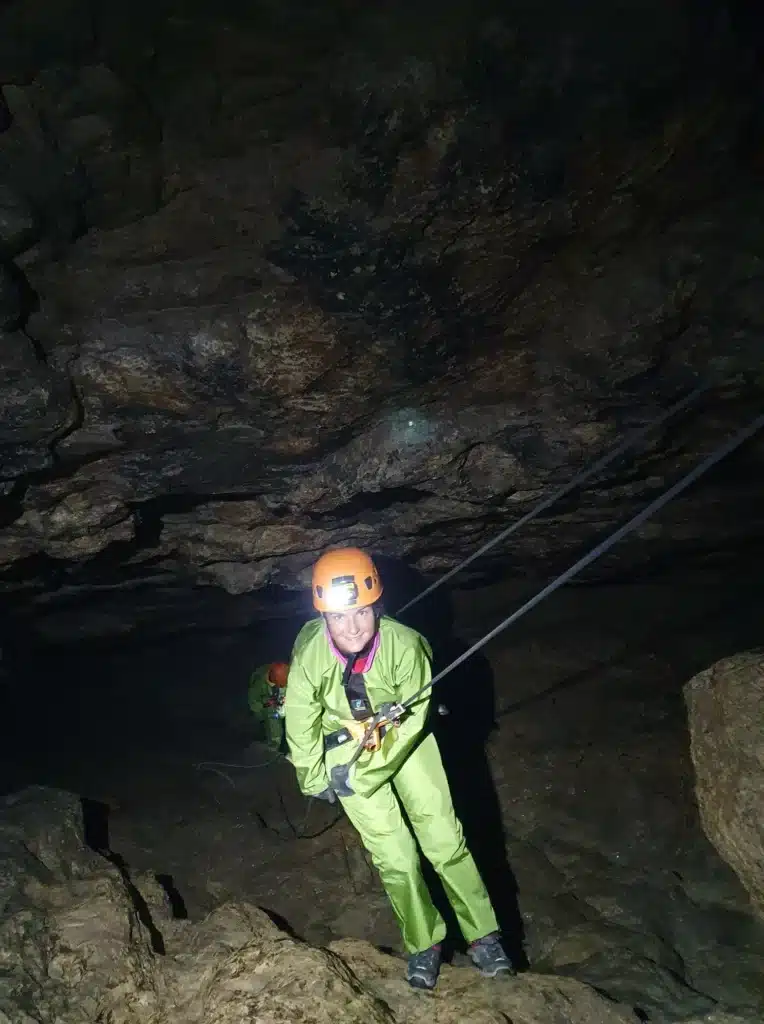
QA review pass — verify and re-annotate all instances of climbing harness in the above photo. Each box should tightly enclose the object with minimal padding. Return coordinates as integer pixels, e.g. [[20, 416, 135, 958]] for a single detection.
[[396, 380, 712, 616], [329, 409, 764, 797]]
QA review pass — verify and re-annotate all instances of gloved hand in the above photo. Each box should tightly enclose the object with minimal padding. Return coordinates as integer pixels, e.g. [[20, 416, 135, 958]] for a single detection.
[[313, 787, 337, 804], [346, 719, 383, 751], [329, 763, 354, 798]]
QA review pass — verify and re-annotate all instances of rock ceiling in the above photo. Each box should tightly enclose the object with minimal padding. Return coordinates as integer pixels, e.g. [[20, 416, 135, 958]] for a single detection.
[[1, 0, 763, 638]]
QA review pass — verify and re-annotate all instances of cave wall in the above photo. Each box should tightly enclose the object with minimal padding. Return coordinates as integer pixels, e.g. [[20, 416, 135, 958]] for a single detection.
[[1, 0, 764, 640]]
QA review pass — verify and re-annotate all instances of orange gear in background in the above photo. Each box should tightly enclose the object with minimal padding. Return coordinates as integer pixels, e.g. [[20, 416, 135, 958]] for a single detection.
[[267, 661, 290, 687]]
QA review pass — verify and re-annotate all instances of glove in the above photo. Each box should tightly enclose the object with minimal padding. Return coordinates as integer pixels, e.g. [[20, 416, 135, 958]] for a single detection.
[[329, 763, 354, 798], [312, 787, 337, 804], [346, 719, 383, 752]]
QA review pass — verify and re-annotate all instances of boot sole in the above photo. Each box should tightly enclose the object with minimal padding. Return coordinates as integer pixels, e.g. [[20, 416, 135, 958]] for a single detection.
[[473, 963, 516, 979], [407, 975, 437, 991]]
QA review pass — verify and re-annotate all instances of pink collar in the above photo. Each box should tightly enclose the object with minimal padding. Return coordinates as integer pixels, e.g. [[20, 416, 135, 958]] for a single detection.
[[325, 627, 381, 672]]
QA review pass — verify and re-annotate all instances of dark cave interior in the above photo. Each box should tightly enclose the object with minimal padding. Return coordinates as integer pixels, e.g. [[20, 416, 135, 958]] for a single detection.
[[2, 2, 764, 1022]]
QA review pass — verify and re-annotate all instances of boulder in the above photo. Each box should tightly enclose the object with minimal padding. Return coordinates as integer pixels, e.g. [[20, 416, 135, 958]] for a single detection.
[[685, 650, 764, 917], [0, 784, 653, 1024], [0, 786, 100, 912]]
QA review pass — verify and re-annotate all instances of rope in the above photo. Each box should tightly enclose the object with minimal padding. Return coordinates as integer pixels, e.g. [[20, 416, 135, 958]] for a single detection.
[[396, 380, 712, 615], [339, 410, 764, 776], [194, 753, 343, 840], [194, 754, 285, 772]]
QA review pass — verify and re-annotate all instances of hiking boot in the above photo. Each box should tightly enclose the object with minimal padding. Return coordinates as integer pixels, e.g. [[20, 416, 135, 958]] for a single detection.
[[468, 933, 515, 978], [406, 944, 442, 990]]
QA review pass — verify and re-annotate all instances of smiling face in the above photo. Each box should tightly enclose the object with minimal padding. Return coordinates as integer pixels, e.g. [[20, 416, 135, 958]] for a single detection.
[[324, 605, 377, 655]]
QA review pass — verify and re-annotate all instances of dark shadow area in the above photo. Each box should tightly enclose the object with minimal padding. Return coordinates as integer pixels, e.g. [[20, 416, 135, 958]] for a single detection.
[[0, 259, 39, 332], [108, 850, 167, 955], [81, 795, 111, 852], [374, 554, 528, 968], [0, 597, 306, 799], [261, 906, 302, 939], [80, 796, 167, 954], [496, 573, 764, 721], [496, 655, 622, 718], [155, 873, 189, 920], [252, 784, 344, 843]]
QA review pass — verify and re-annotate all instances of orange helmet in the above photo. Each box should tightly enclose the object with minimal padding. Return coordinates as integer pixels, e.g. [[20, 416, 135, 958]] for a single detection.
[[267, 661, 289, 687], [311, 547, 383, 613]]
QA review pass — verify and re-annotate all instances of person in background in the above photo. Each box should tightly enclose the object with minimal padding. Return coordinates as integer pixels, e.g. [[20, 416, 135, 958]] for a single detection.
[[248, 661, 289, 752], [284, 547, 515, 990]]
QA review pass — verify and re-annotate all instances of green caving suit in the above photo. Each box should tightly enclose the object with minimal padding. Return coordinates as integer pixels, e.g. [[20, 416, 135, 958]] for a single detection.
[[248, 665, 286, 751], [284, 614, 498, 954]]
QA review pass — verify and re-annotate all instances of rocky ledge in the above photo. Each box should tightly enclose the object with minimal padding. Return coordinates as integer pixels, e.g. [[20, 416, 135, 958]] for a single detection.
[[0, 785, 757, 1024]]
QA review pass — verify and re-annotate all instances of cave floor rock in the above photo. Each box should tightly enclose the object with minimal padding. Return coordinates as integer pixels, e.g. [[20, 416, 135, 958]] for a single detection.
[[3, 566, 764, 1022]]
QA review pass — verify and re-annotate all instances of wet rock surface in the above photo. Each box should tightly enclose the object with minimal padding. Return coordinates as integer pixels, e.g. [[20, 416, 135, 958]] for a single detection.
[[685, 650, 764, 920], [0, 0, 764, 638]]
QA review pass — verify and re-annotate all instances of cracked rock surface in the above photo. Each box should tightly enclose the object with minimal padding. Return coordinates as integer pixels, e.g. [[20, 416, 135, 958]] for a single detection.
[[1, 785, 652, 1024], [1, 0, 764, 637]]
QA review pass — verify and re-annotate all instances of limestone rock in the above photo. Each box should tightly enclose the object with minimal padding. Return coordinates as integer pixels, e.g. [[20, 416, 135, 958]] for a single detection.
[[0, 786, 160, 1023], [0, 786, 99, 911], [684, 650, 764, 918], [0, 784, 652, 1024], [0, 329, 73, 477], [164, 905, 394, 1024], [331, 939, 640, 1024], [681, 1016, 761, 1024], [0, 0, 762, 633], [2, 872, 163, 1024]]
